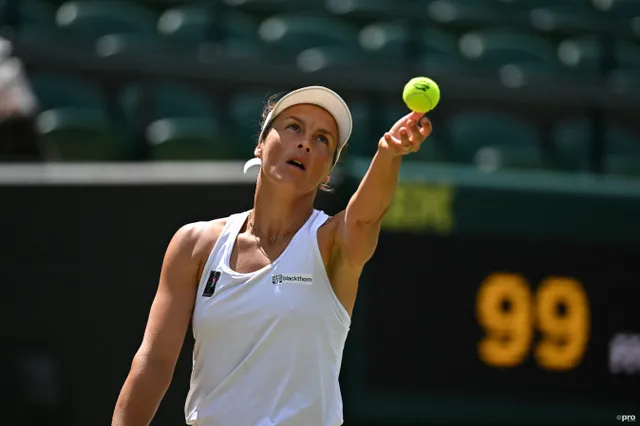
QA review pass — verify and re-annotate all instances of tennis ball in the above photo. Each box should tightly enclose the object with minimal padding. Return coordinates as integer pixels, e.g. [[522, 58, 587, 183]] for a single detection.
[[402, 77, 440, 113]]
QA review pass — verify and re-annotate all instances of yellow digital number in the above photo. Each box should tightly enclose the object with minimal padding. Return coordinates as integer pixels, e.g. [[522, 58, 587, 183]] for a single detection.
[[476, 273, 590, 370], [535, 277, 590, 371], [476, 273, 533, 367], [382, 183, 454, 233]]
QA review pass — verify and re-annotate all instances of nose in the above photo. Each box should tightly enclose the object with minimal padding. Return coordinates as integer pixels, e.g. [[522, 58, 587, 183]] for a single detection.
[[297, 141, 311, 153]]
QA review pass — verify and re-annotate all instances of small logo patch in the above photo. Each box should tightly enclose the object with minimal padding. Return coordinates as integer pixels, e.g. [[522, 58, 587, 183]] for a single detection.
[[272, 273, 313, 285], [202, 270, 221, 297]]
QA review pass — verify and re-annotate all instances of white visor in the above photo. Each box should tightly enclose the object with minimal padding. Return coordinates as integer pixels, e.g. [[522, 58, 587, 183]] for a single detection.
[[243, 86, 352, 173]]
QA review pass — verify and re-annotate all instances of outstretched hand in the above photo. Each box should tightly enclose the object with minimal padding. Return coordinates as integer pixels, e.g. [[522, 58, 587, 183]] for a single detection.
[[378, 111, 433, 157]]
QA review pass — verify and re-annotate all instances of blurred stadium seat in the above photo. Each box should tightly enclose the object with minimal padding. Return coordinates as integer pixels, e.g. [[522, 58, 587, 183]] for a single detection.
[[421, 26, 464, 73], [221, 0, 325, 12], [157, 5, 264, 60], [557, 36, 604, 82], [426, 0, 507, 25], [358, 22, 464, 72], [257, 14, 359, 57], [341, 99, 374, 157], [552, 117, 592, 171], [0, 0, 55, 27], [158, 5, 258, 44], [157, 4, 217, 45], [55, 1, 160, 55], [449, 111, 545, 171], [228, 91, 270, 156], [56, 1, 157, 39], [553, 118, 640, 177], [358, 21, 409, 64], [120, 83, 229, 160], [608, 39, 640, 91], [458, 28, 560, 85], [0, 0, 60, 42], [603, 124, 640, 177], [325, 0, 423, 19], [30, 73, 126, 161], [592, 0, 640, 37], [524, 0, 598, 32]]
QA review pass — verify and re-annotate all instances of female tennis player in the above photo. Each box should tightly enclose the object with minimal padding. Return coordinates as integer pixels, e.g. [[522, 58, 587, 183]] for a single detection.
[[112, 86, 432, 426]]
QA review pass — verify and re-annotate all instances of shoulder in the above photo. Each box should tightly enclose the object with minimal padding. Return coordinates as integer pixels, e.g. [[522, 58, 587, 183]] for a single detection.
[[169, 217, 229, 266]]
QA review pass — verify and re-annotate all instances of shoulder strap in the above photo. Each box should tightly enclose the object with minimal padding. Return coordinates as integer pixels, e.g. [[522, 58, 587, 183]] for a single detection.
[[219, 210, 251, 264]]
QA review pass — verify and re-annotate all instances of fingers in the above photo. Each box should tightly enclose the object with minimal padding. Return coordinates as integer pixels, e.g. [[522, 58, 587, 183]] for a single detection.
[[419, 117, 433, 138], [383, 132, 399, 149], [407, 111, 424, 122], [407, 120, 423, 144], [399, 127, 411, 147], [384, 116, 434, 155]]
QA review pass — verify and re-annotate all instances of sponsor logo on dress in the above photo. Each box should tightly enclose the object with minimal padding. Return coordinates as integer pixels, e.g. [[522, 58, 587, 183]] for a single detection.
[[271, 273, 313, 285]]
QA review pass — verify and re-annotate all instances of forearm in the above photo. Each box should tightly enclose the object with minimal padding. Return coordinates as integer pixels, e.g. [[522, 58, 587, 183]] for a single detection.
[[112, 355, 174, 426], [346, 149, 403, 225]]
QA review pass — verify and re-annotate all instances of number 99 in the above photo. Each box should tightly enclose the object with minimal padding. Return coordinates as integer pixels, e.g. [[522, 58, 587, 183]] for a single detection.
[[476, 273, 590, 370]]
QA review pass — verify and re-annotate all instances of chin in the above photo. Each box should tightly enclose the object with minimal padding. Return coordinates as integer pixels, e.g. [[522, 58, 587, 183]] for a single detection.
[[270, 174, 319, 195]]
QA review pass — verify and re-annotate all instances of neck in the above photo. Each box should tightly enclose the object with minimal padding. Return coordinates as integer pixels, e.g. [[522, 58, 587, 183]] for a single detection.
[[249, 174, 315, 239]]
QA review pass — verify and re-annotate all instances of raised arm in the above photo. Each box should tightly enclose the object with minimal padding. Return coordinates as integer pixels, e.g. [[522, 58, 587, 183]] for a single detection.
[[336, 111, 432, 266], [112, 223, 210, 426]]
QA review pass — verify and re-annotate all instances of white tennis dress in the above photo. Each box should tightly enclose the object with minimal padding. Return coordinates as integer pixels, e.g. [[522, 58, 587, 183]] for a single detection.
[[184, 209, 351, 426]]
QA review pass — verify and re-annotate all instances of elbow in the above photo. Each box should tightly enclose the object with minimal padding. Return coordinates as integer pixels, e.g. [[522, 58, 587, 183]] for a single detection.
[[130, 351, 175, 388]]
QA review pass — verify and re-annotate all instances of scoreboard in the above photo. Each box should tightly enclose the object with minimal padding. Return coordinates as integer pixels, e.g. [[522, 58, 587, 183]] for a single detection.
[[344, 232, 640, 425]]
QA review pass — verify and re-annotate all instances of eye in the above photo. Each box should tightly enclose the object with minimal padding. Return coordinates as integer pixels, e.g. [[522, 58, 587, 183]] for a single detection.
[[286, 123, 301, 132], [316, 134, 329, 144]]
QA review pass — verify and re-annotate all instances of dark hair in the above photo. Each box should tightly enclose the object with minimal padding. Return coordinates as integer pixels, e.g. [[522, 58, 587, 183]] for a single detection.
[[258, 94, 346, 194]]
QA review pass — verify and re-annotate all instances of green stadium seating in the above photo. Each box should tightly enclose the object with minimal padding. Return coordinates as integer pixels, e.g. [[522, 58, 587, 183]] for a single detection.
[[552, 118, 591, 171], [158, 5, 258, 44], [29, 73, 126, 161], [120, 83, 230, 160], [326, 0, 423, 19], [553, 118, 640, 177], [421, 26, 464, 73], [228, 91, 271, 156], [524, 0, 598, 32], [55, 1, 157, 42], [221, 0, 324, 12], [556, 37, 604, 82], [340, 100, 374, 157], [426, 0, 506, 25], [608, 40, 640, 92], [449, 111, 544, 170], [0, 0, 62, 43], [614, 40, 640, 72], [604, 125, 640, 177], [257, 14, 359, 56], [296, 45, 366, 72], [458, 28, 560, 81], [358, 22, 409, 64], [592, 0, 640, 36], [358, 23, 462, 71], [157, 5, 215, 45], [1, 0, 55, 27]]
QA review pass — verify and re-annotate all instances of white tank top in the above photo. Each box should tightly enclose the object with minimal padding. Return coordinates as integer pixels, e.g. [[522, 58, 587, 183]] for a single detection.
[[184, 209, 351, 426]]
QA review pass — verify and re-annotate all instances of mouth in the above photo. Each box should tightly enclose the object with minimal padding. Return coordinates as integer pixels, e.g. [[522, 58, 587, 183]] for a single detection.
[[286, 159, 306, 171]]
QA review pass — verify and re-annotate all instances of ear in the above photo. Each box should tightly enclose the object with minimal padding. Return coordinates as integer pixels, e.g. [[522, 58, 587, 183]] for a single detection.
[[322, 174, 331, 185], [254, 143, 263, 158]]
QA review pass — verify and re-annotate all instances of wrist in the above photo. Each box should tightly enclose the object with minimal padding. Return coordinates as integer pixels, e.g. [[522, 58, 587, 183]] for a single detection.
[[376, 141, 404, 161]]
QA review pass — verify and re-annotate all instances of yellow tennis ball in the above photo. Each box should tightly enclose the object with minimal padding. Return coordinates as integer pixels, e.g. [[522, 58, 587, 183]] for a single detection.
[[402, 77, 440, 113]]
